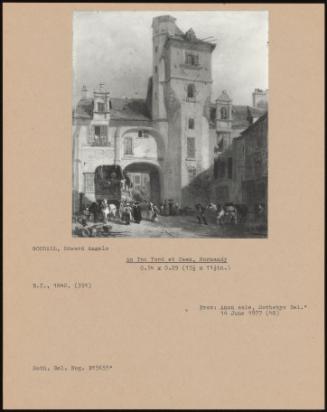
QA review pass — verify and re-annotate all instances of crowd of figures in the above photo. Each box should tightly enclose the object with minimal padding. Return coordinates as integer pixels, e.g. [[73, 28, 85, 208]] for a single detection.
[[195, 202, 266, 225], [78, 199, 161, 227], [76, 198, 265, 228]]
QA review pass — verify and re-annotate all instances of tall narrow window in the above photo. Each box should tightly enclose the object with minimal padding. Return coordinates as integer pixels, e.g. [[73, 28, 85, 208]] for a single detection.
[[228, 157, 233, 179], [187, 84, 195, 99], [138, 130, 143, 138], [124, 137, 133, 155], [187, 137, 196, 158], [84, 173, 95, 193], [188, 118, 195, 129], [220, 107, 228, 119]]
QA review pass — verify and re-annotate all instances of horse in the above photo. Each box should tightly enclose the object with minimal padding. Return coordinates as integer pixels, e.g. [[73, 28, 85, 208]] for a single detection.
[[100, 200, 117, 222], [207, 203, 218, 213], [108, 203, 117, 219], [217, 207, 226, 225]]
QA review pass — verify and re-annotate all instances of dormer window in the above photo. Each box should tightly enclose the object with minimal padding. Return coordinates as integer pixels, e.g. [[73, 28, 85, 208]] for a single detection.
[[97, 102, 105, 113]]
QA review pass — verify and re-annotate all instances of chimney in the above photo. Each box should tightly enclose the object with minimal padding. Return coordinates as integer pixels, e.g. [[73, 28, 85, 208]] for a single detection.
[[81, 85, 88, 99]]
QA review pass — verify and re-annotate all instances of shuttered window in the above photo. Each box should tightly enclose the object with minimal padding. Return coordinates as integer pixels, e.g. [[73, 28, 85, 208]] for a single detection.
[[84, 173, 95, 193], [124, 137, 133, 155]]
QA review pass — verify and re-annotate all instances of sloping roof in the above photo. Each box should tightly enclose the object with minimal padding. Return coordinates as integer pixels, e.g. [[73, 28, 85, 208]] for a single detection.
[[74, 98, 93, 119], [232, 105, 251, 129], [110, 98, 151, 121], [74, 97, 151, 121], [240, 111, 268, 136], [248, 106, 266, 118]]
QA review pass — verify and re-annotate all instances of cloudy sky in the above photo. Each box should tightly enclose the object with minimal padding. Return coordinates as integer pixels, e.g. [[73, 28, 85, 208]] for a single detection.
[[73, 11, 268, 106]]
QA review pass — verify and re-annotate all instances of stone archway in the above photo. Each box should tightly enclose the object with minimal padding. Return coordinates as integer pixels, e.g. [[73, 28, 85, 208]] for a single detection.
[[124, 162, 161, 205]]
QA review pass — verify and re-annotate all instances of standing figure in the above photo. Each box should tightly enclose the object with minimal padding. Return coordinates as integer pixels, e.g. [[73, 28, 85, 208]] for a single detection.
[[101, 199, 110, 223], [195, 204, 208, 225], [132, 202, 142, 224], [89, 202, 98, 222], [136, 202, 142, 223], [163, 200, 169, 216], [151, 203, 160, 222], [122, 202, 132, 225], [217, 206, 225, 225]]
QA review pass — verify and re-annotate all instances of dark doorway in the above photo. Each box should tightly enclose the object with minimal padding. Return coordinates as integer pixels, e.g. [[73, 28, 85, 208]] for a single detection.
[[94, 165, 126, 206]]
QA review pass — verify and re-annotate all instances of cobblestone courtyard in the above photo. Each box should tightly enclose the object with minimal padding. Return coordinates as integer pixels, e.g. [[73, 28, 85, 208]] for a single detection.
[[73, 215, 267, 238]]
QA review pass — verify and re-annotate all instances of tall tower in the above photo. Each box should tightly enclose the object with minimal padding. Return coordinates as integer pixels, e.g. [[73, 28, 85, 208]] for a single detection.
[[152, 15, 177, 122], [151, 15, 216, 205]]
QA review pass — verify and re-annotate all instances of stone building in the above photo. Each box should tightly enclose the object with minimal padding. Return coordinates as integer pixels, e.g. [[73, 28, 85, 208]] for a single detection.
[[208, 91, 267, 205], [72, 14, 268, 212], [233, 112, 268, 213], [73, 15, 218, 212]]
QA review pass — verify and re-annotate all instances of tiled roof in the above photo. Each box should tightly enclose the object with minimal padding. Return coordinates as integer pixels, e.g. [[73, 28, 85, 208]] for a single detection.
[[74, 97, 151, 121], [240, 111, 268, 136], [110, 98, 151, 121], [74, 98, 93, 119], [232, 105, 251, 129]]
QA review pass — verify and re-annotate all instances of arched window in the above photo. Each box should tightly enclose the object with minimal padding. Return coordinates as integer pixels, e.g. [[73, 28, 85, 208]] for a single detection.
[[187, 84, 195, 99], [220, 107, 228, 120]]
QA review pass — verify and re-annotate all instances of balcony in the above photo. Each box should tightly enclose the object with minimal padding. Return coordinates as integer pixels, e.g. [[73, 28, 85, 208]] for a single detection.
[[88, 136, 111, 147]]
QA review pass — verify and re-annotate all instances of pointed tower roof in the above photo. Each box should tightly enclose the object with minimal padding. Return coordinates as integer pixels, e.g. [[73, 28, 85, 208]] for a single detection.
[[216, 90, 232, 102]]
